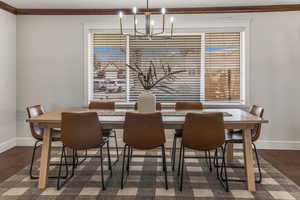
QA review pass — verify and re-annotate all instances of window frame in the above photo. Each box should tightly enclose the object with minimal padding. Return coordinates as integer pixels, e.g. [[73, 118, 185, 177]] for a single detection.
[[84, 19, 250, 107]]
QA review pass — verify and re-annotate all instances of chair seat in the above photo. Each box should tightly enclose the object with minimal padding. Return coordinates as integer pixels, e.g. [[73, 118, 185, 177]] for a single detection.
[[35, 128, 62, 141], [51, 128, 62, 140], [225, 130, 243, 142], [49, 128, 112, 141], [102, 129, 112, 137], [225, 129, 257, 143], [175, 129, 183, 137]]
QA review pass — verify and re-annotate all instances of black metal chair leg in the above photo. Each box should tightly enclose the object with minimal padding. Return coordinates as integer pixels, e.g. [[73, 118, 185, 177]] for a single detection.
[[57, 146, 72, 190], [220, 146, 225, 180], [30, 140, 68, 180], [75, 150, 79, 166], [214, 149, 219, 168], [70, 149, 75, 177], [171, 135, 177, 171], [177, 143, 183, 177], [126, 146, 131, 173], [208, 151, 212, 172], [161, 145, 168, 190], [221, 146, 229, 192], [219, 142, 262, 184], [215, 149, 220, 179], [29, 141, 40, 179], [121, 145, 127, 189], [204, 151, 212, 172], [113, 130, 120, 161], [75, 149, 88, 167], [57, 146, 64, 190], [100, 146, 106, 190], [253, 143, 262, 183], [63, 147, 69, 179], [179, 144, 185, 191], [107, 140, 113, 177]]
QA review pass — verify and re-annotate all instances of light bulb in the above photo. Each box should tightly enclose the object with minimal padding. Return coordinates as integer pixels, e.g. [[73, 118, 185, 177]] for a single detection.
[[151, 20, 155, 26], [133, 7, 137, 14], [135, 19, 138, 25], [119, 11, 123, 18], [170, 17, 174, 23], [161, 8, 166, 14]]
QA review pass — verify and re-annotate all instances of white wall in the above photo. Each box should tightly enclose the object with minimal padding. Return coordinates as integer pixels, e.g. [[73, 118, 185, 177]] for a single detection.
[[16, 12, 300, 149], [0, 9, 16, 152]]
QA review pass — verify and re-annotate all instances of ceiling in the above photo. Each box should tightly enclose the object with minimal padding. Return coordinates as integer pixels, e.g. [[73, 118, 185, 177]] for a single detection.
[[4, 0, 300, 9]]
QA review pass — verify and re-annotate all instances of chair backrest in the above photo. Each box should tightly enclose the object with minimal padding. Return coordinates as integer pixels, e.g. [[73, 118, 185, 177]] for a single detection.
[[249, 105, 264, 141], [26, 105, 45, 140], [61, 112, 104, 150], [89, 101, 115, 110], [175, 101, 203, 110], [124, 112, 165, 149], [182, 113, 225, 151], [134, 102, 162, 111]]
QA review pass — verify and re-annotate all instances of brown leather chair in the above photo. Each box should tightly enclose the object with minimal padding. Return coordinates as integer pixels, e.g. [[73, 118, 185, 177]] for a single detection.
[[175, 101, 203, 110], [89, 101, 119, 162], [171, 101, 203, 171], [222, 105, 264, 183], [89, 101, 115, 110], [26, 105, 67, 180], [57, 112, 112, 190], [178, 113, 228, 191], [134, 102, 162, 111], [121, 112, 168, 189]]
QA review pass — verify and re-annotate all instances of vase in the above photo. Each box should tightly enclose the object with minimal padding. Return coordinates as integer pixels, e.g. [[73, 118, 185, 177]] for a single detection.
[[137, 90, 156, 113]]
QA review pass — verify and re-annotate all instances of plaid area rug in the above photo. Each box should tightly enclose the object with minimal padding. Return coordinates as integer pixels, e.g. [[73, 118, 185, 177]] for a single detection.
[[0, 148, 300, 200]]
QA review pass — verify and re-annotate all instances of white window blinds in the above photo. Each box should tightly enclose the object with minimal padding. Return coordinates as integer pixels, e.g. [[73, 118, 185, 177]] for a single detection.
[[129, 35, 202, 102], [204, 32, 241, 102], [89, 32, 243, 104], [92, 34, 127, 101]]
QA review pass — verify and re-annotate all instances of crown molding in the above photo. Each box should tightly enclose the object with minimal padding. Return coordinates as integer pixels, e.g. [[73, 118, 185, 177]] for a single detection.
[[1, 1, 300, 15], [0, 1, 17, 14]]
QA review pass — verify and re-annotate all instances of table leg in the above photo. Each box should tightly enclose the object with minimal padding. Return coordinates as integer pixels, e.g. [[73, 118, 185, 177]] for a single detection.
[[225, 143, 234, 164], [38, 127, 52, 189], [243, 128, 256, 192]]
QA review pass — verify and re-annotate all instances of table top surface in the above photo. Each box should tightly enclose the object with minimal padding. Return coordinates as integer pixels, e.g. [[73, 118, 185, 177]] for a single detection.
[[27, 108, 268, 125]]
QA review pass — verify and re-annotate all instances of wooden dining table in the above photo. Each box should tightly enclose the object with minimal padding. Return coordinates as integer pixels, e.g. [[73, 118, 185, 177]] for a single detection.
[[27, 107, 268, 192]]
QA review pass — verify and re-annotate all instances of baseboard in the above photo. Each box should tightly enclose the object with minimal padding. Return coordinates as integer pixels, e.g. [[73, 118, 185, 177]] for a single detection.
[[255, 140, 300, 150], [0, 138, 16, 153]]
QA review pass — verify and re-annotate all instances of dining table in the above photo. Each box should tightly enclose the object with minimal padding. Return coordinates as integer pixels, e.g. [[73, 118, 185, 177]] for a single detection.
[[27, 107, 268, 192]]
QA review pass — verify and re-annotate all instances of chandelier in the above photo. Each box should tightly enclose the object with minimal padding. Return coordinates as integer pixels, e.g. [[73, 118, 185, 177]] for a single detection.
[[118, 0, 174, 39]]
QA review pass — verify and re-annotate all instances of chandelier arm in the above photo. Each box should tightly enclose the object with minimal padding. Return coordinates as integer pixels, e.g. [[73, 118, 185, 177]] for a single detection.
[[120, 18, 123, 34], [170, 22, 174, 38], [162, 14, 165, 33], [147, 0, 149, 11], [134, 15, 137, 36]]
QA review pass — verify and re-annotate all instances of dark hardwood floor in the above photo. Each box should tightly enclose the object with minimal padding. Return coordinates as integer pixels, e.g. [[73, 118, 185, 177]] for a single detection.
[[258, 149, 300, 186], [0, 147, 300, 187], [0, 147, 35, 183]]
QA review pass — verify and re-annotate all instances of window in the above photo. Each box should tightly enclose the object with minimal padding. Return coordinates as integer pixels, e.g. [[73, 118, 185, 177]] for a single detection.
[[88, 32, 244, 104], [205, 32, 241, 102], [91, 34, 127, 101], [129, 35, 202, 102]]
